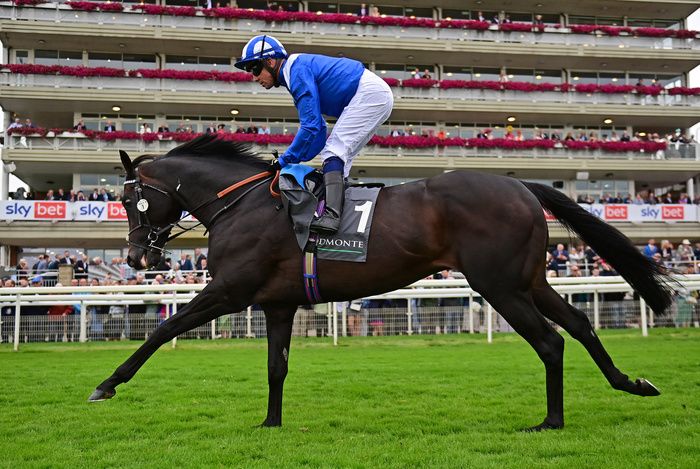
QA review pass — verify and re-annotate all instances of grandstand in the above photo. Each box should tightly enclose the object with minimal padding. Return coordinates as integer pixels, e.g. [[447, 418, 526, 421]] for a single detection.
[[0, 0, 698, 268]]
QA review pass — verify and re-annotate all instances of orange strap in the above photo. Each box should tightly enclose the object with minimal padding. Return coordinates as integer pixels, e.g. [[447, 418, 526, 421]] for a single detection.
[[217, 171, 273, 199], [269, 170, 280, 198]]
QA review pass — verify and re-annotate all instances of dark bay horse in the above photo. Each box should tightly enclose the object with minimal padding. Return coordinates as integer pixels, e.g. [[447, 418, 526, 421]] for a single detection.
[[89, 135, 672, 431]]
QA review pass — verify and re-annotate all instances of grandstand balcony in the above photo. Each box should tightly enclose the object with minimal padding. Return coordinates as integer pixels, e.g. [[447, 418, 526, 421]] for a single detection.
[[1, 74, 698, 128], [0, 3, 698, 73], [4, 138, 699, 189]]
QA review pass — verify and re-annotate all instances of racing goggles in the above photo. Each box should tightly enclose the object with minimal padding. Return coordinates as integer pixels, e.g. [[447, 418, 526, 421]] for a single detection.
[[244, 60, 264, 77]]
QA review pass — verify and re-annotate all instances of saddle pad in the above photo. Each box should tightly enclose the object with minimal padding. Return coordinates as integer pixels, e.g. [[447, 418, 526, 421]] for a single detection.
[[316, 186, 380, 262]]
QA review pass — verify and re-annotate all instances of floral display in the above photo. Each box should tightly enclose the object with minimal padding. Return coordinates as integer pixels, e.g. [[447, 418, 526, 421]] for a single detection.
[[7, 127, 668, 154], [6, 63, 694, 97], [12, 2, 697, 40]]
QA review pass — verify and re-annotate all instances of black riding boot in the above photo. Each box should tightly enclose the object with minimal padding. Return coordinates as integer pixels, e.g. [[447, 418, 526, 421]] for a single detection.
[[310, 170, 344, 234]]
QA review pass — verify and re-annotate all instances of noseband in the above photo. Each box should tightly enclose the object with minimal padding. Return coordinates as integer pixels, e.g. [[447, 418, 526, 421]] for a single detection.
[[124, 169, 175, 255], [124, 167, 278, 256]]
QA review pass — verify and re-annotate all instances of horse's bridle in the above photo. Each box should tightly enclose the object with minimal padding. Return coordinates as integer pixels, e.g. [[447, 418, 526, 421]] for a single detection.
[[124, 167, 279, 256]]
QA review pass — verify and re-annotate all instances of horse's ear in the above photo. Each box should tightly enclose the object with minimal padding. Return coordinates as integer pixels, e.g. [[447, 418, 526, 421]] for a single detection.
[[119, 150, 133, 176]]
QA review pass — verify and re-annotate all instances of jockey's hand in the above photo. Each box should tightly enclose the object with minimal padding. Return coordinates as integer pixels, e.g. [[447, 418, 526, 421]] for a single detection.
[[269, 150, 282, 172]]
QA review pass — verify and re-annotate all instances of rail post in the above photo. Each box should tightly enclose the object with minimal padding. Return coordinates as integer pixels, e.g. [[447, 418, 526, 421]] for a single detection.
[[487, 302, 493, 344], [593, 291, 600, 330], [79, 301, 87, 343], [245, 306, 253, 338], [406, 299, 413, 335], [468, 293, 474, 334], [341, 302, 347, 337], [640, 298, 648, 337], [332, 302, 338, 346], [171, 291, 178, 348], [13, 293, 20, 351], [211, 319, 216, 340]]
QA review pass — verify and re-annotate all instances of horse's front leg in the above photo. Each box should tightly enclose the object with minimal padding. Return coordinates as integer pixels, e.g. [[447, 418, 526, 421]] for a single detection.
[[89, 281, 246, 401], [260, 304, 297, 427]]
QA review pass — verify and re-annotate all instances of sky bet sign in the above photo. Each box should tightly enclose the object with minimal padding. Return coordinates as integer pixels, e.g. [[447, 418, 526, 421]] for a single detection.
[[2, 201, 696, 223], [2, 201, 71, 221], [581, 204, 697, 222]]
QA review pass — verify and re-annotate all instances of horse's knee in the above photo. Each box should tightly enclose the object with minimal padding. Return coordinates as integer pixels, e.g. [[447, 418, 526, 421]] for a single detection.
[[268, 361, 288, 384], [537, 334, 564, 367]]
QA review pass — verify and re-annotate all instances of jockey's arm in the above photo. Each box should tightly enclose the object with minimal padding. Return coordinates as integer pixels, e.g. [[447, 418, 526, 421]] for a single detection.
[[278, 65, 327, 167]]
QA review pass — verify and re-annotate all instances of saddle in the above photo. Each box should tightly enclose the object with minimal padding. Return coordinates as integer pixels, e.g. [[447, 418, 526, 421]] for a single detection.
[[278, 164, 382, 262]]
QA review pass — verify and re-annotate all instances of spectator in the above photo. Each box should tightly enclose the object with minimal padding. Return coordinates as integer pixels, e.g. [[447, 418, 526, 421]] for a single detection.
[[533, 14, 544, 27], [177, 253, 193, 271], [677, 239, 694, 264], [24, 118, 36, 129], [194, 248, 207, 270], [157, 123, 171, 133], [476, 11, 485, 22], [660, 240, 674, 265], [499, 68, 509, 83], [421, 69, 432, 80], [56, 188, 70, 201], [642, 238, 658, 259], [76, 190, 86, 201], [369, 5, 379, 17], [6, 117, 23, 132], [358, 2, 367, 16], [73, 119, 87, 132], [99, 188, 111, 201], [204, 123, 216, 134], [551, 243, 569, 275], [104, 120, 116, 132], [139, 123, 153, 134]]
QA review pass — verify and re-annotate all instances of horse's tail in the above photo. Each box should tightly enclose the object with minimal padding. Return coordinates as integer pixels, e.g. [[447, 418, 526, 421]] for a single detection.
[[522, 181, 674, 314]]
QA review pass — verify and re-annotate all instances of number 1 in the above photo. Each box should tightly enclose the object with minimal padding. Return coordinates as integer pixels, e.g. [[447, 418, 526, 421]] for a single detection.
[[354, 201, 372, 233]]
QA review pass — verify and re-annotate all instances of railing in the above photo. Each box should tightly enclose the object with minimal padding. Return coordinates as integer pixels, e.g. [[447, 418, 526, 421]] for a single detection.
[[6, 134, 698, 161], [1, 3, 697, 51], [1, 276, 699, 350], [3, 72, 698, 108]]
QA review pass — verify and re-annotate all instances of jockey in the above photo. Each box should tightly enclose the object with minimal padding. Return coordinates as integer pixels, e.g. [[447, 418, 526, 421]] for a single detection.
[[235, 35, 394, 234]]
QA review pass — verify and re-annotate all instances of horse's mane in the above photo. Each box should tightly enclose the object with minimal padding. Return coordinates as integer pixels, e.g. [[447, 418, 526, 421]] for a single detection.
[[132, 134, 269, 169]]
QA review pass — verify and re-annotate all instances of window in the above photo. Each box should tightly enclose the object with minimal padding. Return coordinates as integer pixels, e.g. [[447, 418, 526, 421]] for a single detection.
[[34, 50, 58, 66], [14, 50, 29, 64], [123, 54, 157, 70], [308, 2, 337, 13], [473, 67, 500, 81], [442, 9, 470, 20], [87, 52, 122, 68]]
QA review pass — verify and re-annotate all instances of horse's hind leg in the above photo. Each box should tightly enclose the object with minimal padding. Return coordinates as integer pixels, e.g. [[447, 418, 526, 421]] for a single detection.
[[482, 291, 565, 431], [533, 284, 660, 397], [260, 304, 296, 427]]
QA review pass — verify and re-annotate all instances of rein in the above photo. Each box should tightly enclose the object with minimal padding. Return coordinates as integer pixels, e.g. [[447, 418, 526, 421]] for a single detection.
[[125, 168, 279, 255]]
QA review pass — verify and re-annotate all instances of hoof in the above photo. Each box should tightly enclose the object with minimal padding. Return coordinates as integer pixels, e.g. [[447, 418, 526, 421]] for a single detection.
[[522, 420, 563, 433], [257, 419, 281, 428], [635, 378, 661, 397], [88, 388, 116, 402]]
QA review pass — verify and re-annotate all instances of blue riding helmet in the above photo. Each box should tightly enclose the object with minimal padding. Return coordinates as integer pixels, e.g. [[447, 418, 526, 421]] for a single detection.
[[234, 35, 288, 71]]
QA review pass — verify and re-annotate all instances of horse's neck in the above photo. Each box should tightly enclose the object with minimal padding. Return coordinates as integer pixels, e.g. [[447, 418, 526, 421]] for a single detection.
[[157, 160, 262, 223]]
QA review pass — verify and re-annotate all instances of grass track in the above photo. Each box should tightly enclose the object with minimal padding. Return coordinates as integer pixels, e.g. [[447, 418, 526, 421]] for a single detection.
[[1, 329, 699, 468]]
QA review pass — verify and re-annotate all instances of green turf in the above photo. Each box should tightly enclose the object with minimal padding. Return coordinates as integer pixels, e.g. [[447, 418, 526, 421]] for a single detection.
[[1, 329, 698, 468]]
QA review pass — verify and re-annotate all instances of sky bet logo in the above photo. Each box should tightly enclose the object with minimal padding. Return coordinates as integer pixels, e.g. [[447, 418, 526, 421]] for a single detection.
[[78, 202, 127, 220], [4, 201, 67, 219], [604, 205, 628, 220]]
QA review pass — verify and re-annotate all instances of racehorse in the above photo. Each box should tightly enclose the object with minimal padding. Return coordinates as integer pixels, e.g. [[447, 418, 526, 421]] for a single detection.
[[89, 134, 672, 431]]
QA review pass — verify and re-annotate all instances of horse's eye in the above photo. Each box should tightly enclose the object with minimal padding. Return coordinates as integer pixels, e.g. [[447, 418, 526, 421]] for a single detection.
[[123, 198, 132, 208]]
